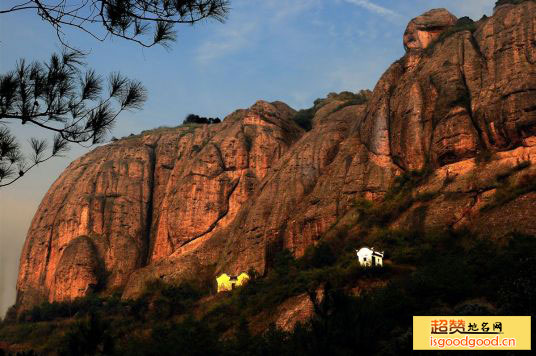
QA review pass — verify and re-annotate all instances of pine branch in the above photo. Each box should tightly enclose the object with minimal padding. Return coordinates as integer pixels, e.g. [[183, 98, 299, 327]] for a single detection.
[[0, 50, 147, 187], [1, 1, 230, 50]]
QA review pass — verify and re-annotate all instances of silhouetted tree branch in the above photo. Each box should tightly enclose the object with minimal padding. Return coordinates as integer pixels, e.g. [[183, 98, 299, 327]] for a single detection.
[[0, 1, 230, 50], [0, 50, 147, 187]]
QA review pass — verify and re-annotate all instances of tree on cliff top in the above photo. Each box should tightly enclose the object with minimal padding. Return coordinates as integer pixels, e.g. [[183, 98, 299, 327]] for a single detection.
[[495, 0, 534, 6], [0, 0, 230, 50], [0, 1, 231, 187], [0, 51, 147, 187]]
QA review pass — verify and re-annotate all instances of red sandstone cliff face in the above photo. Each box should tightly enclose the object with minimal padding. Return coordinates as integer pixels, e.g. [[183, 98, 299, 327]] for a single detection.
[[15, 2, 536, 309], [16, 101, 302, 308]]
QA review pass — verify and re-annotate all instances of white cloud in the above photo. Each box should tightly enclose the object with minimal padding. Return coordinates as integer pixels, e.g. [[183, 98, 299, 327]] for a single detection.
[[196, 22, 258, 63], [266, 0, 321, 22], [343, 0, 401, 20], [195, 0, 322, 63]]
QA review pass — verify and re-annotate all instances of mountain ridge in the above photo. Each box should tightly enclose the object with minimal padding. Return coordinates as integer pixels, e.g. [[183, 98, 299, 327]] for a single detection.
[[13, 1, 536, 312]]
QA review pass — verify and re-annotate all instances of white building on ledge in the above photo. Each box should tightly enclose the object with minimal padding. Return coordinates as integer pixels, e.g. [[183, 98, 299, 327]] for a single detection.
[[356, 247, 384, 267]]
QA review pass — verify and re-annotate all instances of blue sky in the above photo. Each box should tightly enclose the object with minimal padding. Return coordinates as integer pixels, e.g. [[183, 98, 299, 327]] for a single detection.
[[0, 0, 496, 316]]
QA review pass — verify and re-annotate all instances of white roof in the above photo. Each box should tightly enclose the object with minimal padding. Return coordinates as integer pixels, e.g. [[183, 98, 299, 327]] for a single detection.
[[356, 247, 384, 257]]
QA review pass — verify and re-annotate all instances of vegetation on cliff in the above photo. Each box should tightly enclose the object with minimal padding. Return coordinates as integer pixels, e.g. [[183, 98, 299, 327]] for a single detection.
[[292, 90, 370, 131], [14, 0, 536, 310], [183, 114, 222, 125], [495, 0, 536, 6], [3, 2, 536, 354], [2, 184, 535, 354]]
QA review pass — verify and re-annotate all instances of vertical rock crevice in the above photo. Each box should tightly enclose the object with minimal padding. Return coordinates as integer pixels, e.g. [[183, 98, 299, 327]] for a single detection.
[[15, 2, 536, 310], [141, 137, 161, 267]]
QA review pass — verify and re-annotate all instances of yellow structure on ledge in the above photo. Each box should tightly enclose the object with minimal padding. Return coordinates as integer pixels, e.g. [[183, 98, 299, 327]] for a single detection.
[[216, 272, 250, 292]]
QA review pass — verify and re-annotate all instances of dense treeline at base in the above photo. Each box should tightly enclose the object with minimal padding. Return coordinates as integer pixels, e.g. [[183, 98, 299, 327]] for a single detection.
[[1, 228, 535, 355], [2, 170, 535, 355], [115, 231, 536, 355]]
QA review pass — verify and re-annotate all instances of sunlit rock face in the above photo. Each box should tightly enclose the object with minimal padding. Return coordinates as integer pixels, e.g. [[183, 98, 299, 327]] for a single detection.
[[365, 1, 536, 171], [15, 2, 536, 311], [16, 100, 305, 308], [403, 9, 457, 52], [402, 9, 457, 71]]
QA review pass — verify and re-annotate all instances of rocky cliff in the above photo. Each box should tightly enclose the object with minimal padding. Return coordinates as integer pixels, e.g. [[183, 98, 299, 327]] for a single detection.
[[15, 1, 536, 311]]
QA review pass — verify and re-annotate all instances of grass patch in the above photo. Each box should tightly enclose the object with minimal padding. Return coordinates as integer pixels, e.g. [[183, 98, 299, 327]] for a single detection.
[[117, 123, 201, 141], [353, 169, 432, 226], [481, 170, 536, 211], [292, 91, 370, 131], [329, 92, 369, 114], [495, 160, 531, 182]]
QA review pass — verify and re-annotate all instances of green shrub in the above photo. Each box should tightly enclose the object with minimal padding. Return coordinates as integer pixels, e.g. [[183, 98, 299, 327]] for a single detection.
[[495, 160, 531, 182], [495, 0, 535, 6], [6, 157, 536, 355], [329, 92, 369, 114], [5, 231, 536, 355], [352, 169, 430, 227], [19, 294, 115, 322], [292, 108, 315, 131], [292, 91, 370, 131], [59, 313, 114, 356], [481, 171, 536, 211], [302, 243, 336, 269]]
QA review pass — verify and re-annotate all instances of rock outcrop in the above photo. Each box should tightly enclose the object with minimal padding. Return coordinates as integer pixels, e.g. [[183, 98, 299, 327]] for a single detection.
[[15, 2, 536, 311], [403, 8, 457, 52], [16, 101, 302, 308]]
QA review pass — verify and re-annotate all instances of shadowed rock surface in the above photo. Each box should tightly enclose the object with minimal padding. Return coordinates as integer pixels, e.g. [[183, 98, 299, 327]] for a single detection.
[[15, 2, 536, 311]]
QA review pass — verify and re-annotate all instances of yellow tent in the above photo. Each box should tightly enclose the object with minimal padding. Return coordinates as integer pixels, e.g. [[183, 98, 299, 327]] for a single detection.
[[216, 273, 232, 292], [216, 272, 250, 292], [236, 272, 250, 286]]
